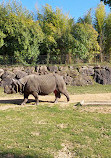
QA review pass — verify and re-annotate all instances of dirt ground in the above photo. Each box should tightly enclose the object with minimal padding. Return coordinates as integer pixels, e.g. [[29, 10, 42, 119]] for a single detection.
[[0, 93, 111, 113], [0, 93, 111, 158]]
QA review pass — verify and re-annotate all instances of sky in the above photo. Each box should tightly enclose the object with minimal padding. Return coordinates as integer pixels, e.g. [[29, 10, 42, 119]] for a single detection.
[[0, 0, 110, 21]]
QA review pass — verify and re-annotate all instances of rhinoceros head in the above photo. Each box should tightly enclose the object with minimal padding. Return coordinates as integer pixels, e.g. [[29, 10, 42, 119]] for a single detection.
[[4, 79, 21, 94], [4, 85, 15, 94]]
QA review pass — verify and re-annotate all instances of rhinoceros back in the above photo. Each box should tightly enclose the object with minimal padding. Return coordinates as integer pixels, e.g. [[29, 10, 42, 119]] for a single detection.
[[54, 74, 66, 90], [38, 74, 56, 94], [23, 74, 56, 95], [19, 74, 66, 95]]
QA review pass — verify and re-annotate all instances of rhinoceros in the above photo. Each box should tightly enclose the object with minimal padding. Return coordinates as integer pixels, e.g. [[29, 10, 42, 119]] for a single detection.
[[4, 73, 70, 105]]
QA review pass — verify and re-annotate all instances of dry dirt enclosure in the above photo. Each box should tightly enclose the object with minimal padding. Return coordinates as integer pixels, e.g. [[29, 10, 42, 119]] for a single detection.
[[0, 93, 111, 113]]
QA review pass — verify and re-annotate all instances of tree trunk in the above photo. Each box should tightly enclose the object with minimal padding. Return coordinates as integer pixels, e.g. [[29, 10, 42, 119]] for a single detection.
[[47, 52, 50, 65], [66, 53, 72, 64], [99, 32, 104, 62]]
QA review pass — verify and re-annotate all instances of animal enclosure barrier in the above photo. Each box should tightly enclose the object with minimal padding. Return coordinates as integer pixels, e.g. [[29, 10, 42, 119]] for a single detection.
[[0, 54, 111, 65]]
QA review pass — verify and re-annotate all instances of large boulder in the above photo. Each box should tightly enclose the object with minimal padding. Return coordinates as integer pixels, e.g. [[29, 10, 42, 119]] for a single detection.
[[24, 67, 35, 75], [58, 69, 78, 85], [38, 65, 48, 74], [94, 67, 111, 84], [79, 66, 94, 76], [47, 65, 58, 72], [72, 74, 93, 86], [1, 71, 15, 80], [0, 71, 15, 87], [67, 69, 79, 78], [0, 69, 4, 78], [57, 68, 93, 86], [63, 76, 73, 85], [0, 71, 16, 87], [13, 70, 28, 79], [0, 77, 12, 87]]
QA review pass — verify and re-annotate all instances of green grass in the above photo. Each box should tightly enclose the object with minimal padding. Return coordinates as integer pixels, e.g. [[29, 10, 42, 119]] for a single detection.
[[0, 85, 111, 157], [67, 83, 111, 94], [0, 105, 111, 158], [0, 87, 20, 97]]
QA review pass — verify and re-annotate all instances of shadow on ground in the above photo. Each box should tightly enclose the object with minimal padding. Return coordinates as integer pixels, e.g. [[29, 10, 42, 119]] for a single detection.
[[0, 99, 54, 105], [0, 152, 52, 158]]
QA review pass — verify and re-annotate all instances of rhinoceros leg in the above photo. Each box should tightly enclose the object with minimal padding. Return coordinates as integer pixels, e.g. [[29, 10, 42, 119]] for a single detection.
[[59, 89, 70, 102], [21, 93, 29, 105], [32, 91, 39, 105], [63, 90, 70, 102], [54, 90, 61, 103]]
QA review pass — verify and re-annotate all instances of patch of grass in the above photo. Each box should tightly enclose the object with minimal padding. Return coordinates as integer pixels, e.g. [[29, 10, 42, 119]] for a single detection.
[[0, 87, 21, 98], [67, 83, 111, 94], [0, 84, 111, 157], [0, 104, 111, 157]]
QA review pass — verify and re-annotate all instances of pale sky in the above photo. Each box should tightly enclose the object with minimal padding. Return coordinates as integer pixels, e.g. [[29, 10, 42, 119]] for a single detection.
[[0, 0, 110, 21]]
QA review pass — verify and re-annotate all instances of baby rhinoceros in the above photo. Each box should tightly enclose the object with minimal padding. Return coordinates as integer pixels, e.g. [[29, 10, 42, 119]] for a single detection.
[[4, 73, 70, 105]]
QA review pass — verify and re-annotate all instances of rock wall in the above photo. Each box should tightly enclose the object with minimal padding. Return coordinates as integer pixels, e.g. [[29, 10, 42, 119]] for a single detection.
[[0, 65, 111, 87]]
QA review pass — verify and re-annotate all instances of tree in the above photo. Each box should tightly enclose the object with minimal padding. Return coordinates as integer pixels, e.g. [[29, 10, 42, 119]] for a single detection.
[[104, 13, 111, 60], [0, 0, 44, 64], [37, 4, 75, 64], [77, 9, 92, 25], [0, 30, 6, 48], [101, 0, 111, 7], [94, 2, 106, 62], [72, 23, 100, 62]]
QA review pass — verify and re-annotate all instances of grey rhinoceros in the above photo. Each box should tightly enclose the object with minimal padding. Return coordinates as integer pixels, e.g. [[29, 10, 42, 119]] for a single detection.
[[4, 73, 70, 105]]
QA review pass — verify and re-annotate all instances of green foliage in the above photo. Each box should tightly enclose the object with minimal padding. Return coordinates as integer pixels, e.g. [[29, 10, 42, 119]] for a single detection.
[[1, 1, 111, 65], [94, 2, 106, 62], [95, 2, 106, 34], [72, 23, 100, 62], [77, 9, 92, 25], [37, 4, 75, 64], [0, 0, 44, 64], [0, 30, 6, 48], [104, 13, 111, 59]]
